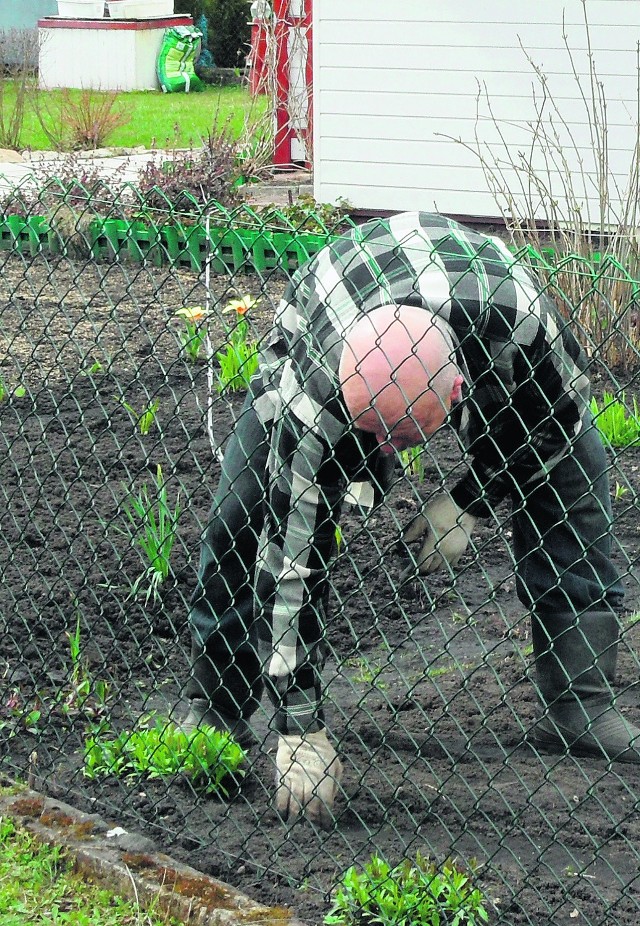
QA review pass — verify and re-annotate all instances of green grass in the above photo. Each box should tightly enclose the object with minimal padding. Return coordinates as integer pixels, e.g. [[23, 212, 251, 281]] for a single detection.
[[0, 814, 180, 925], [15, 84, 268, 150]]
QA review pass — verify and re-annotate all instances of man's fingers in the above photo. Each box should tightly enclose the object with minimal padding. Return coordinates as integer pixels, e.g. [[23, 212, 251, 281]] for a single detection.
[[275, 777, 337, 829], [401, 513, 430, 544], [275, 783, 302, 821], [305, 794, 331, 829]]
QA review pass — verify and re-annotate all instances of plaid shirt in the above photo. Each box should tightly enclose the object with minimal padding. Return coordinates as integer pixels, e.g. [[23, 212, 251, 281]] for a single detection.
[[253, 211, 590, 733]]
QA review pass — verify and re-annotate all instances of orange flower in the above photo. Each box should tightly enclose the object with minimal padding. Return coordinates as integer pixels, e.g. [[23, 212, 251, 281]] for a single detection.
[[223, 295, 259, 317], [175, 306, 207, 322]]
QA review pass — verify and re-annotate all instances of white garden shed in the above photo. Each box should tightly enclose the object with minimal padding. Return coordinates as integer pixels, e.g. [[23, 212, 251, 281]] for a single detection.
[[312, 0, 640, 223]]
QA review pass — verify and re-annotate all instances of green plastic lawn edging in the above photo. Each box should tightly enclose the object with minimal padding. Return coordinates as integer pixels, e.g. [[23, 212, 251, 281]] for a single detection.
[[4, 215, 637, 286], [0, 214, 336, 275]]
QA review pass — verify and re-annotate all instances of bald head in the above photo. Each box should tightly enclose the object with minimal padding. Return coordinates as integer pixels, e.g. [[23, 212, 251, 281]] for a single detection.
[[339, 304, 463, 452]]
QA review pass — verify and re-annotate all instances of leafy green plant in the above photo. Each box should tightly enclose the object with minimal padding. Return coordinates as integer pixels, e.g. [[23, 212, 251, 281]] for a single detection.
[[614, 481, 629, 501], [256, 194, 354, 235], [216, 338, 259, 392], [590, 392, 640, 448], [81, 359, 104, 376], [175, 305, 209, 362], [116, 395, 160, 435], [83, 718, 246, 795], [325, 853, 489, 926], [216, 294, 260, 392], [123, 465, 181, 602], [0, 690, 41, 737]]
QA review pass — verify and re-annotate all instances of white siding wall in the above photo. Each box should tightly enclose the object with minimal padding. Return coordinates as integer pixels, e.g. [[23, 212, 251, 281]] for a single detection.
[[313, 1, 640, 220]]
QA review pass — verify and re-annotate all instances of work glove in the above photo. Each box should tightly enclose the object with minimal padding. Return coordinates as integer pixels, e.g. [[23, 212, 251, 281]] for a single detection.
[[275, 730, 343, 828], [402, 492, 476, 575]]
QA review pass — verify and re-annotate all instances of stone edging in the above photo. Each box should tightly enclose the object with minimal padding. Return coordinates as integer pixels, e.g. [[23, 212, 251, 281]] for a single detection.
[[0, 781, 307, 926]]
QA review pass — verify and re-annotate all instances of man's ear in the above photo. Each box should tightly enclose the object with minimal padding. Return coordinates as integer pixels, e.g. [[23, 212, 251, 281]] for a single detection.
[[450, 374, 464, 405]]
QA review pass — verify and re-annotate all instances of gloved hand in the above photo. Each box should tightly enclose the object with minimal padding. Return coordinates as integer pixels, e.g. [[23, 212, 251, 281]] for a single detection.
[[402, 493, 476, 574], [275, 729, 343, 828]]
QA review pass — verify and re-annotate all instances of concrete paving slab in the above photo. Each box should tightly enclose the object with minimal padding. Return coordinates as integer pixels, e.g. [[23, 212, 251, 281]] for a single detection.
[[0, 148, 313, 206]]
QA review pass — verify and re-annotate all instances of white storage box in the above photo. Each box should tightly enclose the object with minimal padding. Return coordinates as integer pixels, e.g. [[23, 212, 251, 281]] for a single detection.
[[57, 0, 105, 16], [107, 0, 173, 17]]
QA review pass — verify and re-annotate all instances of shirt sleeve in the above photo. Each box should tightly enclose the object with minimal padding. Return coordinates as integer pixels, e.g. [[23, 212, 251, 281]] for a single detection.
[[254, 360, 348, 735], [451, 286, 590, 517]]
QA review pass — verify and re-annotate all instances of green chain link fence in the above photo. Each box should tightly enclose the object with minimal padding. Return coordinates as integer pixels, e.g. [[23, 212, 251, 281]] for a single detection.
[[0, 176, 639, 926]]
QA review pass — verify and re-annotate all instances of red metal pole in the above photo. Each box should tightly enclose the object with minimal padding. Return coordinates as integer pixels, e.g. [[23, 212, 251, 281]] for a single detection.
[[303, 0, 313, 168], [273, 0, 291, 166], [272, 0, 313, 168]]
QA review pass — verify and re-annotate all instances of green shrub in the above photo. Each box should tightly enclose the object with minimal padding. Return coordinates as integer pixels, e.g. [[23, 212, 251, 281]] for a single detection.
[[174, 0, 251, 70], [325, 853, 489, 926], [255, 194, 354, 235], [84, 718, 246, 795], [174, 0, 205, 16], [207, 0, 252, 68], [136, 125, 241, 215]]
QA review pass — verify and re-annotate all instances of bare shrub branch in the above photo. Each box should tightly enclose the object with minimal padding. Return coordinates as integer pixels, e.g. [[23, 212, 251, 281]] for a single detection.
[[0, 28, 39, 150], [441, 0, 640, 371]]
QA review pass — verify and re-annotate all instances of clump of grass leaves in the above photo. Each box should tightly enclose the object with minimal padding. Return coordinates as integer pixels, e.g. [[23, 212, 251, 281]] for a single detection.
[[325, 852, 489, 926], [84, 718, 246, 796], [590, 391, 640, 448]]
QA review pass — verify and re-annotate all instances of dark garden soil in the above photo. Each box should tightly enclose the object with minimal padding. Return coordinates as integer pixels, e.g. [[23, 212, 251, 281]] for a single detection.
[[1, 251, 640, 925]]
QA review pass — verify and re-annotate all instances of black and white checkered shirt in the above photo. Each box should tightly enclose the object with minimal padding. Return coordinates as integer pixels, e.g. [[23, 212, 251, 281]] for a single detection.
[[252, 211, 590, 733]]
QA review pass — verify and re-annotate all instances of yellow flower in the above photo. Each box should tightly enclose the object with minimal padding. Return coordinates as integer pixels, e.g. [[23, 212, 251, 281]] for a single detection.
[[175, 306, 207, 321], [222, 295, 259, 317]]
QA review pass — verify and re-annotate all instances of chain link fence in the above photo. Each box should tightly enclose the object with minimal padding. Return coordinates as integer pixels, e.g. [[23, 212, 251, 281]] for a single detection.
[[0, 178, 639, 926]]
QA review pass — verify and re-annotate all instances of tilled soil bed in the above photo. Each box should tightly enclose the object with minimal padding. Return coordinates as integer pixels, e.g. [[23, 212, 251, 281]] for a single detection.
[[1, 251, 639, 926]]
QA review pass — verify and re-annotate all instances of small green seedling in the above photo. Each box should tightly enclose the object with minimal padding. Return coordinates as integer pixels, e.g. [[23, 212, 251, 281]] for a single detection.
[[325, 852, 489, 926], [122, 464, 181, 602], [0, 375, 26, 402], [81, 360, 103, 376], [591, 392, 640, 448], [83, 718, 246, 796], [61, 609, 110, 716], [116, 396, 160, 435], [346, 656, 388, 691], [614, 481, 629, 500], [400, 445, 428, 482]]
